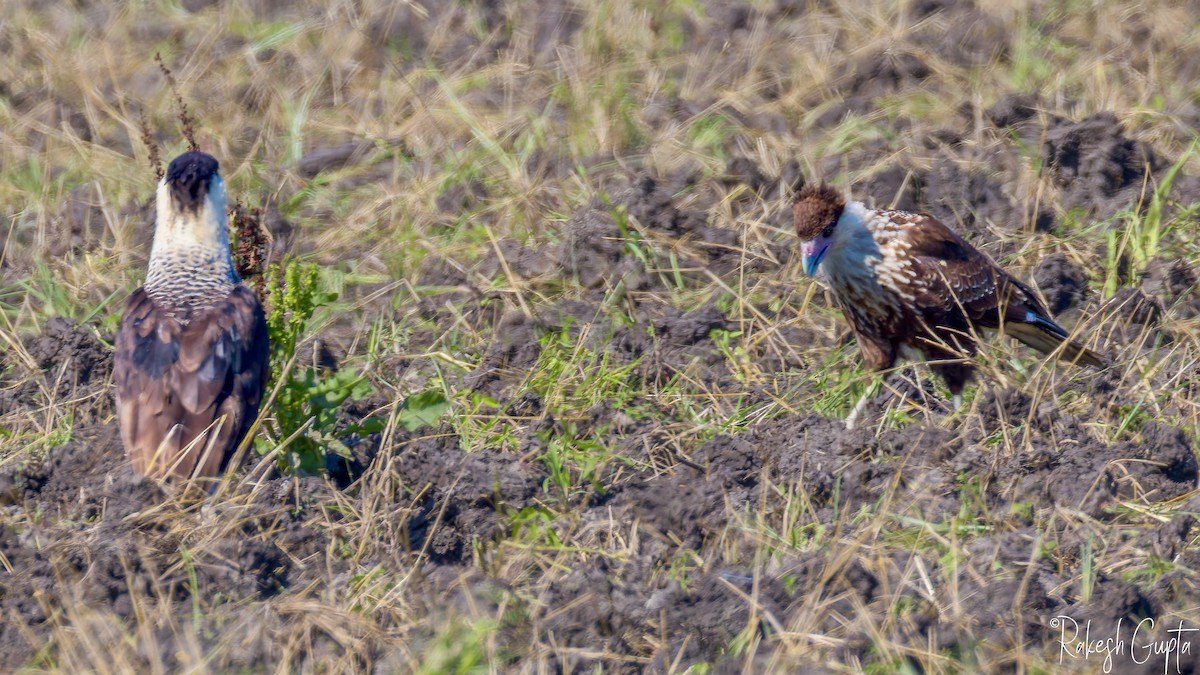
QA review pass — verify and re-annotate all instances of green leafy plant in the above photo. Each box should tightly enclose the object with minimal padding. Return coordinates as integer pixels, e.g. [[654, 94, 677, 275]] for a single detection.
[[262, 260, 449, 474], [396, 389, 450, 433], [263, 260, 380, 474]]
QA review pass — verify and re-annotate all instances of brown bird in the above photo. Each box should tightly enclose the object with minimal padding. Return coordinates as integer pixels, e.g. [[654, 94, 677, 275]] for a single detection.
[[114, 151, 269, 480], [793, 183, 1108, 428]]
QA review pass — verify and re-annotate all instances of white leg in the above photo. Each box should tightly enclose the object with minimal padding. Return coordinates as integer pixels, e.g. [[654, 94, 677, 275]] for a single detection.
[[845, 375, 886, 430], [952, 393, 963, 411], [845, 389, 871, 430]]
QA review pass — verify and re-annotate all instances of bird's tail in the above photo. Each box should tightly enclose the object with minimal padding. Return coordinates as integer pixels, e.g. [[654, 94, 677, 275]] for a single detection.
[[1006, 315, 1110, 368]]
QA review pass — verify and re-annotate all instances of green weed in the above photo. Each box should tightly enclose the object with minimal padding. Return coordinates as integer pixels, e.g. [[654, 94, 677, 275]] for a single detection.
[[1104, 141, 1199, 297], [262, 260, 381, 473]]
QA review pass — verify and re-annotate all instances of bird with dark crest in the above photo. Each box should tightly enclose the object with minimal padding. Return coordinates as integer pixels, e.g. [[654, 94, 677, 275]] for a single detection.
[[793, 182, 1108, 428], [114, 151, 269, 480]]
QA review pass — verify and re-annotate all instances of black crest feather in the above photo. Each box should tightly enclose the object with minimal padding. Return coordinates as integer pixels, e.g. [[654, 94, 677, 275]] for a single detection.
[[165, 151, 219, 212]]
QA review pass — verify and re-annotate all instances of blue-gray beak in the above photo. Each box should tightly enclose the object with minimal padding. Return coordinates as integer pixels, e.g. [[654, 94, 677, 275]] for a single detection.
[[801, 239, 830, 278]]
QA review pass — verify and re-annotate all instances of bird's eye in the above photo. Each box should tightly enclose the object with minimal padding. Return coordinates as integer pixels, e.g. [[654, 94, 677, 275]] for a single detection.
[[821, 224, 835, 238]]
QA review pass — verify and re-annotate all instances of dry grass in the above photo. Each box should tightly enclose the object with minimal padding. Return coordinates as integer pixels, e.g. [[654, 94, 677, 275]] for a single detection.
[[3, 0, 1200, 672]]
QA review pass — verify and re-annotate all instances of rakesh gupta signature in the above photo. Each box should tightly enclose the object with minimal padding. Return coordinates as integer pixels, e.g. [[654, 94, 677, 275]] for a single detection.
[[1052, 615, 1196, 673]]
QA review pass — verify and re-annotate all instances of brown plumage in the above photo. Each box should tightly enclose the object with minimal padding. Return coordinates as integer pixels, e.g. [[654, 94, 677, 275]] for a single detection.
[[114, 151, 269, 480], [115, 286, 268, 478], [793, 183, 1108, 418]]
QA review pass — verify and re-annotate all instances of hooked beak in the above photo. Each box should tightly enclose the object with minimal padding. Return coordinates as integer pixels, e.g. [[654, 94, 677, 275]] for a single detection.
[[801, 237, 831, 278]]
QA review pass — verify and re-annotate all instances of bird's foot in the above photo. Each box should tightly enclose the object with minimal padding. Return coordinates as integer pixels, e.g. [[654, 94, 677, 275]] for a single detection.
[[845, 386, 875, 430]]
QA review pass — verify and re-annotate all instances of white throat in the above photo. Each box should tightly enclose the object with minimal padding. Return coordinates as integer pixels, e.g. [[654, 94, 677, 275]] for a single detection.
[[145, 175, 238, 313], [818, 199, 910, 318], [149, 175, 232, 263], [820, 200, 877, 281]]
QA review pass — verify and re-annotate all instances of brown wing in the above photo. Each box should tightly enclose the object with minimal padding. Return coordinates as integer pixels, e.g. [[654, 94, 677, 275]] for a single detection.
[[893, 213, 1108, 367], [892, 214, 1039, 329], [114, 285, 269, 480]]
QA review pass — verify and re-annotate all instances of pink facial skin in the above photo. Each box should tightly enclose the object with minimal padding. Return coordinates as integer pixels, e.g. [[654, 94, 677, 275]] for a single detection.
[[801, 236, 831, 277]]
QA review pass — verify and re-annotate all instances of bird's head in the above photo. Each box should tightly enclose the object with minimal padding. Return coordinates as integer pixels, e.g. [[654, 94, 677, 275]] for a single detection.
[[793, 182, 846, 278], [153, 151, 229, 250], [163, 151, 224, 215], [149, 150, 236, 285]]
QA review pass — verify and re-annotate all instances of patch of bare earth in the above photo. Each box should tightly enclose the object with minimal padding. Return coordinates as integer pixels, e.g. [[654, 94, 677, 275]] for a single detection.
[[3, 0, 1200, 671]]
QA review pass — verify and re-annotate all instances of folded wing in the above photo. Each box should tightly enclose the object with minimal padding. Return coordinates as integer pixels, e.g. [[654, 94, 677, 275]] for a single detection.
[[114, 285, 269, 479], [895, 214, 1109, 368]]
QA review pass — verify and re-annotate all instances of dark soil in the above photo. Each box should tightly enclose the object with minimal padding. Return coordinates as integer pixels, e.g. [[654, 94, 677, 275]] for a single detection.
[[5, 152, 1199, 669], [1041, 112, 1162, 219], [4, 1, 1200, 672], [0, 317, 114, 422], [1034, 253, 1090, 315]]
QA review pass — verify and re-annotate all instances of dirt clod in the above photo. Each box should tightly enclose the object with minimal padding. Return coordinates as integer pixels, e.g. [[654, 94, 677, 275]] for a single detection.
[[1042, 112, 1160, 219], [1034, 253, 1090, 314]]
